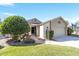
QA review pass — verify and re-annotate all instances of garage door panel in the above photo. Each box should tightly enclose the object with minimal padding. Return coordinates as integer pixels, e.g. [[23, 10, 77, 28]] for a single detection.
[[54, 27, 65, 38]]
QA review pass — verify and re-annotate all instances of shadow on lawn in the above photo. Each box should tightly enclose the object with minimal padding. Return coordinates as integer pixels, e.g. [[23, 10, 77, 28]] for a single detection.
[[6, 39, 43, 46], [0, 46, 4, 49]]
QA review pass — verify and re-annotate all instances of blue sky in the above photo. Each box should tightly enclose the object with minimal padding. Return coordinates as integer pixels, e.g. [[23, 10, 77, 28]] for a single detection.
[[0, 3, 79, 24]]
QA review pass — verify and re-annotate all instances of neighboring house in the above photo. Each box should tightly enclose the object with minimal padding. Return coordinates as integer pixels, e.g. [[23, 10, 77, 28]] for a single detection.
[[28, 16, 67, 39], [76, 25, 79, 34], [71, 24, 79, 35]]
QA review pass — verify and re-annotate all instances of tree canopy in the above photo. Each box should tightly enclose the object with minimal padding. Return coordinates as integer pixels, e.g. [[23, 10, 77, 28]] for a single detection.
[[1, 16, 30, 39]]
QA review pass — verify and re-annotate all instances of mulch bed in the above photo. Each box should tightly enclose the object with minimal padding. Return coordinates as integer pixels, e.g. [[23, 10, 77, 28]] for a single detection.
[[6, 39, 35, 46]]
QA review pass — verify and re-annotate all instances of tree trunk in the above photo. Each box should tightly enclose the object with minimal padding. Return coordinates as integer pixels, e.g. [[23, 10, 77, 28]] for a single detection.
[[12, 35, 18, 40]]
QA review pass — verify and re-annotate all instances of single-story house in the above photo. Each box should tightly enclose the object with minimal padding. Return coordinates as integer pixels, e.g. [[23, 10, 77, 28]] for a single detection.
[[28, 16, 67, 39]]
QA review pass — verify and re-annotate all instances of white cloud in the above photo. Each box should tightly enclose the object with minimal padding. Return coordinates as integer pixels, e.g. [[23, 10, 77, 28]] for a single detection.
[[0, 3, 15, 6], [2, 12, 16, 16]]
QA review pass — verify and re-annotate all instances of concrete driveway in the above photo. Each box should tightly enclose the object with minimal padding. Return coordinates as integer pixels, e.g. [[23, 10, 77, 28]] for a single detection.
[[45, 36, 79, 48]]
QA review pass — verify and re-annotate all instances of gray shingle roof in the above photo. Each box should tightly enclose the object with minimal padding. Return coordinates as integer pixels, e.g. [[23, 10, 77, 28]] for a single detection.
[[28, 18, 42, 24]]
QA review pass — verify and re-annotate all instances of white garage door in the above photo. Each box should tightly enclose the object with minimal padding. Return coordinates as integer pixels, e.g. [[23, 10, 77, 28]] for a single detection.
[[54, 27, 65, 38]]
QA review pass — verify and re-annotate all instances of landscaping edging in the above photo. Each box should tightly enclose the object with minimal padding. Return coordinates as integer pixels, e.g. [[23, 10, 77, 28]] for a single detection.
[[6, 39, 35, 46]]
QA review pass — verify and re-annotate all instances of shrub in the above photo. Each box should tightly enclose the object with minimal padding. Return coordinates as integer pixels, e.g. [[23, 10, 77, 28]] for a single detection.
[[48, 30, 54, 40], [46, 30, 54, 40], [67, 27, 73, 35], [1, 16, 30, 40]]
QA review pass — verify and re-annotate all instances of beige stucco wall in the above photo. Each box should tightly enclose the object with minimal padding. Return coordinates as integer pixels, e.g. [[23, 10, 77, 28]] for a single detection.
[[51, 19, 66, 38], [43, 22, 50, 39], [36, 26, 40, 36], [40, 18, 67, 39], [39, 25, 44, 39]]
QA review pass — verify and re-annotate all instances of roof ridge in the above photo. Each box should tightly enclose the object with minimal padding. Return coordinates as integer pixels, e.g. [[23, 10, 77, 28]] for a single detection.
[[27, 18, 42, 24]]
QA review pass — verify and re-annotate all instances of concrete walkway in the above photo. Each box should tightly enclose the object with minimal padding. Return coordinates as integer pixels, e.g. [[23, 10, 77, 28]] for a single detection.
[[0, 38, 10, 47], [31, 35, 45, 43], [45, 36, 79, 48]]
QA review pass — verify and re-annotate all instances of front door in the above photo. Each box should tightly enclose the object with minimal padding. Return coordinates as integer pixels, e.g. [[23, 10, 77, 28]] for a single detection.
[[31, 26, 36, 35]]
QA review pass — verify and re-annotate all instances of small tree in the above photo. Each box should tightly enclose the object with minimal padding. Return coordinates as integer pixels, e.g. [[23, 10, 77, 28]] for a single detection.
[[1, 16, 30, 40], [67, 27, 73, 35]]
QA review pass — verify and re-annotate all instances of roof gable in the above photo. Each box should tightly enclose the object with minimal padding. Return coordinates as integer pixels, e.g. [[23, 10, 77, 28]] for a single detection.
[[28, 18, 42, 24], [56, 16, 68, 25], [41, 16, 67, 25]]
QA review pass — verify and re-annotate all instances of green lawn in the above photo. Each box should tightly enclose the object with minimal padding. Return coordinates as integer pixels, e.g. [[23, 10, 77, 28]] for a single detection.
[[0, 44, 79, 56]]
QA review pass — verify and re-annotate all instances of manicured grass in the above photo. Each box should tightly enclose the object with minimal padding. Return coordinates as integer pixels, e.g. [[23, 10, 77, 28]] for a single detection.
[[0, 44, 79, 56]]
